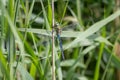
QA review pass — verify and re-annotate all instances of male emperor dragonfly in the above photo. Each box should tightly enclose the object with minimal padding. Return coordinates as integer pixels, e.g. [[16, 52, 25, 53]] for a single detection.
[[54, 23, 65, 60]]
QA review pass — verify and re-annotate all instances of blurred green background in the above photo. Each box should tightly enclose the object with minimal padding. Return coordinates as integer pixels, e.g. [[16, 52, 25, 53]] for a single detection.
[[0, 0, 120, 80]]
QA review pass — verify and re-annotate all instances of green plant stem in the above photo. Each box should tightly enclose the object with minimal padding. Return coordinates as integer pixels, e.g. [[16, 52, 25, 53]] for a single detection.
[[60, 0, 69, 24], [76, 0, 81, 22], [76, 0, 84, 30], [8, 0, 15, 80], [94, 27, 106, 80], [101, 47, 113, 80], [0, 2, 4, 51], [94, 43, 104, 80]]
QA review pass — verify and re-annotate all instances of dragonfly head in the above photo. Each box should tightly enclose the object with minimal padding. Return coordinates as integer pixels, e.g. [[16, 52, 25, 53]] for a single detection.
[[54, 22, 61, 33], [54, 22, 59, 27]]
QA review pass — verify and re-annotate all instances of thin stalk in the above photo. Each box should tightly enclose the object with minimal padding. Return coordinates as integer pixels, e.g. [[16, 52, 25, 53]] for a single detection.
[[23, 0, 35, 43], [39, 0, 50, 30], [13, 0, 20, 77], [94, 42, 105, 80], [8, 0, 15, 80], [76, 0, 81, 22], [101, 47, 113, 80], [94, 19, 106, 80], [23, 0, 29, 42], [60, 0, 69, 24], [52, 0, 55, 80], [76, 0, 84, 31], [0, 1, 4, 51], [76, 0, 84, 30]]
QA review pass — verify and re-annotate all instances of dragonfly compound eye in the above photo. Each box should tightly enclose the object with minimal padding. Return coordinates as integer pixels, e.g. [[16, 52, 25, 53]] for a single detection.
[[55, 22, 59, 27]]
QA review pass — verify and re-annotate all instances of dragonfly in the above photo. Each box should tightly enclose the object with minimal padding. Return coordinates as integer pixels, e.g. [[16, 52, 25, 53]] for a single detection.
[[54, 23, 65, 60]]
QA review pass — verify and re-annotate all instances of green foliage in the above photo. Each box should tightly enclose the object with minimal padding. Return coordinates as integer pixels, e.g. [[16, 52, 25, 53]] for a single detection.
[[0, 0, 120, 80]]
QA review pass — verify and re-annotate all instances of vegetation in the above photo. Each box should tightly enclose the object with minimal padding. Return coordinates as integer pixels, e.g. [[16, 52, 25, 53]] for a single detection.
[[0, 0, 120, 80]]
